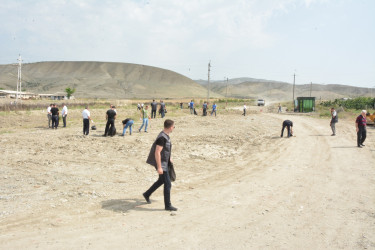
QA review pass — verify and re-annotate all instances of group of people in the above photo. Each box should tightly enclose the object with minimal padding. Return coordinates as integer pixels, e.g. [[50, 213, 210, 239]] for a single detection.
[[280, 107, 368, 149], [189, 100, 217, 116], [47, 103, 68, 129]]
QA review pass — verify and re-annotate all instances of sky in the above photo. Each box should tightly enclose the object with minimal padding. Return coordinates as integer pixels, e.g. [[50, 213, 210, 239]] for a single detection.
[[0, 0, 374, 87]]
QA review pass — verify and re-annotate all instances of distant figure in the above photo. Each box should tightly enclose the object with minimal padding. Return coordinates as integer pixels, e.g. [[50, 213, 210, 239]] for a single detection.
[[211, 103, 217, 116], [180, 102, 183, 109], [143, 119, 177, 211], [139, 105, 151, 132], [330, 107, 338, 136], [104, 105, 117, 137], [202, 101, 208, 116], [50, 104, 59, 129], [356, 110, 367, 148], [243, 103, 247, 116], [137, 103, 141, 111], [281, 120, 293, 138], [159, 100, 166, 118], [189, 100, 194, 114], [61, 103, 68, 127], [151, 99, 158, 119], [278, 104, 282, 113], [82, 106, 91, 135], [47, 104, 52, 128], [122, 118, 134, 136]]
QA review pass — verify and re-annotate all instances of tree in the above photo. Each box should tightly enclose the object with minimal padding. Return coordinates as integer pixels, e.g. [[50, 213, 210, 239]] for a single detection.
[[65, 87, 76, 99]]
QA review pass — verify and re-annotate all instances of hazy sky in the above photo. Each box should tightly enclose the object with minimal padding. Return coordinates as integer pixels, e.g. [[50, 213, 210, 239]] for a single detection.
[[0, 0, 374, 87]]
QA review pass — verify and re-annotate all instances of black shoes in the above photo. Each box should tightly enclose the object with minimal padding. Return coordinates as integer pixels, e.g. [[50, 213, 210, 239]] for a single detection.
[[361, 144, 365, 146], [358, 145, 362, 148], [165, 206, 178, 211], [143, 193, 151, 204]]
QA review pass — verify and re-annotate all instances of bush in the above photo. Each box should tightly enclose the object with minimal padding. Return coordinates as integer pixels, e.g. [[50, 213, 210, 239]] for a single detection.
[[320, 97, 375, 110]]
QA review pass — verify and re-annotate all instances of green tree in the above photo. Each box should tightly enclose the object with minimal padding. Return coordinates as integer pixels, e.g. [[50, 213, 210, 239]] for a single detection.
[[65, 87, 76, 99]]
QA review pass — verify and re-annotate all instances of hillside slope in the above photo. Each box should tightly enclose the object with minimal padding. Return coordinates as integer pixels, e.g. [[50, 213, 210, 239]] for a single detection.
[[198, 78, 372, 101], [0, 61, 216, 99]]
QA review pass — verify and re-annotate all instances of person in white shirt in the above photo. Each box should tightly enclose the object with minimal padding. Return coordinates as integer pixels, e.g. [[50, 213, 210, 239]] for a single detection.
[[61, 103, 68, 127], [330, 107, 338, 136], [243, 103, 247, 116], [82, 106, 91, 135], [47, 104, 52, 128]]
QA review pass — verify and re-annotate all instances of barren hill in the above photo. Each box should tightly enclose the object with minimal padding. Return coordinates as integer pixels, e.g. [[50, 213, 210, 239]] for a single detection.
[[197, 78, 373, 101], [0, 61, 215, 99]]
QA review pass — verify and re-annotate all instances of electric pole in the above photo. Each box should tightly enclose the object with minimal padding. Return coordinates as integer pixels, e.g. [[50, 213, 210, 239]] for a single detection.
[[207, 61, 211, 102], [293, 73, 296, 111], [16, 54, 23, 103], [226, 77, 228, 98], [310, 82, 312, 97]]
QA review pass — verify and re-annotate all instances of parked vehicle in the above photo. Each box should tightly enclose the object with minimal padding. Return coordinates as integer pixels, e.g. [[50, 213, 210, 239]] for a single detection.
[[257, 99, 265, 106]]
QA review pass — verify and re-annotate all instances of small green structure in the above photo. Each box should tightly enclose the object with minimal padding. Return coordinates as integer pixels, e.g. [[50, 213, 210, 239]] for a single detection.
[[297, 97, 315, 112]]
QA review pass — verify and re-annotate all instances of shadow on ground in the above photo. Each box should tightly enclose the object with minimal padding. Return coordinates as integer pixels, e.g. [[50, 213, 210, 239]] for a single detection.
[[101, 199, 164, 213]]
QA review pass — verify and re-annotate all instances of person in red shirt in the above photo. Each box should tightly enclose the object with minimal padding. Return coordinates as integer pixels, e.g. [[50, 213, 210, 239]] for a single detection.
[[355, 110, 367, 148]]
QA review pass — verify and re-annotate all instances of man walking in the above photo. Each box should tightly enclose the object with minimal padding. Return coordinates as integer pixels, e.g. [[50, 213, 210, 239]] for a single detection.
[[82, 106, 90, 135], [243, 103, 247, 116], [151, 99, 157, 119], [281, 120, 293, 138], [330, 107, 338, 136], [47, 104, 52, 128], [61, 103, 68, 127], [278, 104, 282, 113], [143, 119, 177, 211], [356, 110, 367, 148], [50, 104, 59, 129], [104, 105, 117, 136], [139, 105, 150, 132]]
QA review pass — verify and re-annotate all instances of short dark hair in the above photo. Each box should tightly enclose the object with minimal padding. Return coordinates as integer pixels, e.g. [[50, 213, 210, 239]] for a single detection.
[[164, 119, 174, 129]]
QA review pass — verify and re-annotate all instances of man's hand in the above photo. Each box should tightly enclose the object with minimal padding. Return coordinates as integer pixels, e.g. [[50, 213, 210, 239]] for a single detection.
[[356, 127, 359, 132], [157, 167, 163, 175]]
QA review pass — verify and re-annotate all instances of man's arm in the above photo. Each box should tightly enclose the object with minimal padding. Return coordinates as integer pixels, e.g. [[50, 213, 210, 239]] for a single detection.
[[155, 145, 163, 174]]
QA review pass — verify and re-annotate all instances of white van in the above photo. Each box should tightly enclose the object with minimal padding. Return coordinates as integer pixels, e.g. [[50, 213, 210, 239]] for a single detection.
[[257, 99, 265, 106]]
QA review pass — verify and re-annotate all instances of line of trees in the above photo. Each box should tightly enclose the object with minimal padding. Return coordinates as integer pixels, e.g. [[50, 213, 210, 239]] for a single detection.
[[320, 97, 375, 110]]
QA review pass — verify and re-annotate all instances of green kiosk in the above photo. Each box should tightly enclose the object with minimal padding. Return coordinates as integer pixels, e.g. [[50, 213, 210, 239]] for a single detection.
[[296, 97, 315, 112]]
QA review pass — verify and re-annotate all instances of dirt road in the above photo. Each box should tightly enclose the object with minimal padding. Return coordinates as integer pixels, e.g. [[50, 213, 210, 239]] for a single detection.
[[0, 108, 374, 249]]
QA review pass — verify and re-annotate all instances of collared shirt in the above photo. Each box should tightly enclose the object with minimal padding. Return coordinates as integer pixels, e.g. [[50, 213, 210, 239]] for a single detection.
[[356, 115, 367, 127], [47, 106, 51, 113], [62, 106, 68, 116], [82, 109, 90, 119]]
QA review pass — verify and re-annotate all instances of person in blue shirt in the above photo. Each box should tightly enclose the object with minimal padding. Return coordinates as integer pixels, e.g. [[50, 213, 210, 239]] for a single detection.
[[211, 103, 217, 116], [202, 101, 208, 116], [189, 100, 194, 114]]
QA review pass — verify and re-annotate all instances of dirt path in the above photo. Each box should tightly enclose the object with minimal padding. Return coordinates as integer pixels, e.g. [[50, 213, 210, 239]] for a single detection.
[[0, 110, 374, 249]]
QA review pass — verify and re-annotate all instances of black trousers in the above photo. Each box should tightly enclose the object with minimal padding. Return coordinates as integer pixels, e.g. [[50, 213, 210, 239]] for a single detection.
[[151, 110, 156, 119], [357, 126, 366, 146], [63, 115, 67, 127], [51, 115, 58, 128], [104, 119, 115, 136], [281, 124, 291, 137], [83, 119, 90, 135], [144, 171, 171, 208]]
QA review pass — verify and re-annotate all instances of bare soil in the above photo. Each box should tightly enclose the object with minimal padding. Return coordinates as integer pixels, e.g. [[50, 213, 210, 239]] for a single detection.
[[0, 105, 374, 249]]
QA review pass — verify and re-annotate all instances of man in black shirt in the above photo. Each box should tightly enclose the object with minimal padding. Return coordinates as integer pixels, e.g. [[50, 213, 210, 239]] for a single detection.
[[281, 120, 293, 138], [151, 99, 157, 119], [104, 105, 117, 136], [50, 104, 59, 129], [143, 119, 177, 211]]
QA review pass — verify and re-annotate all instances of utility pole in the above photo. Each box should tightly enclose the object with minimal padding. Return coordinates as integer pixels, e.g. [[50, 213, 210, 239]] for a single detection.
[[207, 61, 211, 103], [293, 73, 296, 111], [16, 54, 23, 103], [310, 81, 312, 97], [226, 77, 228, 98]]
